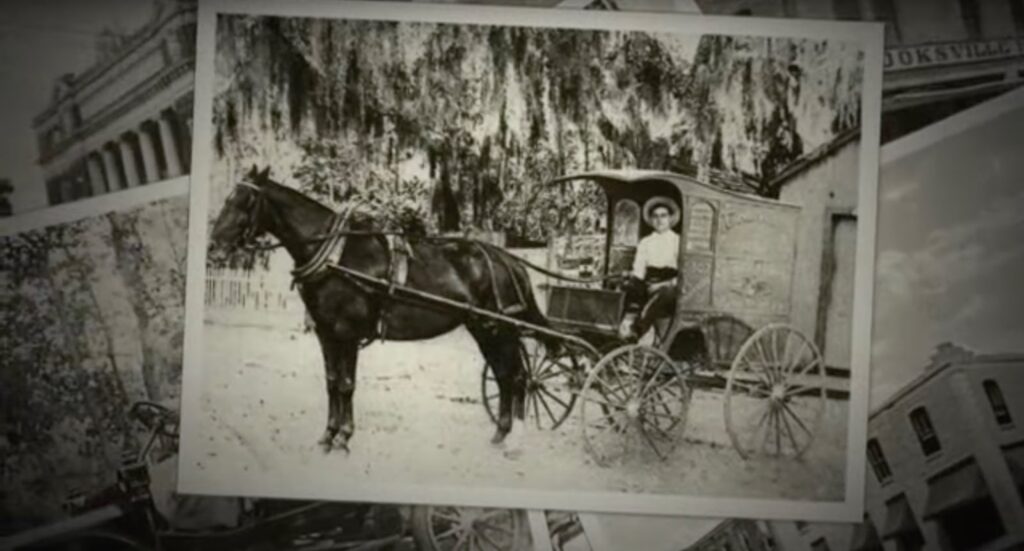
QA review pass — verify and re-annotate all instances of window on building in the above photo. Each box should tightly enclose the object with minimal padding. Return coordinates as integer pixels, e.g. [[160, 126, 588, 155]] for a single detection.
[[870, 0, 902, 44], [811, 538, 831, 551], [910, 407, 941, 456], [1012, 0, 1024, 33], [867, 438, 893, 483], [959, 0, 982, 38], [833, 0, 863, 20], [984, 380, 1013, 427]]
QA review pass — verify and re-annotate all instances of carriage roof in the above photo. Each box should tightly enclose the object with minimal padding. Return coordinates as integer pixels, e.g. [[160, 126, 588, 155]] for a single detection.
[[547, 170, 801, 211]]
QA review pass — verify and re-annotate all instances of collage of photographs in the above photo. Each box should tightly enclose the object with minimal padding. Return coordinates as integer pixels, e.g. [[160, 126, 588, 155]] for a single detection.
[[0, 0, 1022, 550]]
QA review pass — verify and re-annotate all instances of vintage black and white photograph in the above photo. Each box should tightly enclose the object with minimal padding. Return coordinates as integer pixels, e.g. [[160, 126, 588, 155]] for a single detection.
[[0, 181, 556, 551], [179, 0, 883, 518], [577, 78, 1024, 551], [0, 0, 196, 217]]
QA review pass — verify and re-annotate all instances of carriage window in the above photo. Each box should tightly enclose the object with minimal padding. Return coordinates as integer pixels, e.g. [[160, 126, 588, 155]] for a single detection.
[[984, 380, 1013, 427], [612, 199, 640, 246], [686, 200, 715, 253], [909, 407, 941, 456]]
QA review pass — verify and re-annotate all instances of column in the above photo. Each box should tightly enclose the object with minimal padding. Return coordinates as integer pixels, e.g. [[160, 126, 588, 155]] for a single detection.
[[158, 113, 183, 177], [138, 124, 159, 183], [86, 154, 105, 194], [101, 145, 122, 191], [119, 136, 141, 187]]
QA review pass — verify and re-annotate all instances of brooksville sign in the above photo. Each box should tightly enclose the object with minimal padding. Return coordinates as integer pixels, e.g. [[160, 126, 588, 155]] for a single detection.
[[885, 37, 1024, 72]]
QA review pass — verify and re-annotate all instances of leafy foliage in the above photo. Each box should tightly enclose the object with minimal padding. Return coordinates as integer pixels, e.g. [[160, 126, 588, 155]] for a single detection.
[[0, 197, 187, 519], [210, 16, 862, 242]]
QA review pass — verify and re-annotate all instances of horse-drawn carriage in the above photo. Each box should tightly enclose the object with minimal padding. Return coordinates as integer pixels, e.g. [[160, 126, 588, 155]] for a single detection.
[[480, 170, 829, 466], [209, 166, 831, 468]]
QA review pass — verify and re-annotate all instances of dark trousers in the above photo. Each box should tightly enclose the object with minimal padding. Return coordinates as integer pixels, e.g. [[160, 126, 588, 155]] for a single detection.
[[632, 267, 678, 339]]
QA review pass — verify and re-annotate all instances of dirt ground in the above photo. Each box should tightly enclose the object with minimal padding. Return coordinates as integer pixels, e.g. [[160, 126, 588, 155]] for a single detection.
[[184, 321, 848, 507]]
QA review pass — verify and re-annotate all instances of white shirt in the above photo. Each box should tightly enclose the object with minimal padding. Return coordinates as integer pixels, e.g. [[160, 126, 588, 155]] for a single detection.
[[631, 230, 679, 280]]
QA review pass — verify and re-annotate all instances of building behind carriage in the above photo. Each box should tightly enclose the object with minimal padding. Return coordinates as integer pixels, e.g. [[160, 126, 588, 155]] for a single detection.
[[694, 0, 1024, 142], [768, 344, 1024, 551], [32, 0, 197, 206]]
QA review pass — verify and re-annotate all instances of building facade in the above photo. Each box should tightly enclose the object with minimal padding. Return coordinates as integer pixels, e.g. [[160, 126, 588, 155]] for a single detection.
[[687, 518, 781, 551], [32, 0, 196, 206], [695, 0, 1024, 142], [772, 345, 1024, 551]]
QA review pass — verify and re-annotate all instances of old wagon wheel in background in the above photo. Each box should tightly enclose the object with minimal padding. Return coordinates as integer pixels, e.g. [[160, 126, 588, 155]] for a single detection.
[[700, 314, 755, 370], [724, 324, 828, 460], [411, 505, 529, 551], [481, 337, 581, 431], [580, 344, 690, 467]]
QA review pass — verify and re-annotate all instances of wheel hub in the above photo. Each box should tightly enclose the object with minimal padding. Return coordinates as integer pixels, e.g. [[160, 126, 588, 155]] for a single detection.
[[626, 400, 641, 419], [770, 384, 786, 402]]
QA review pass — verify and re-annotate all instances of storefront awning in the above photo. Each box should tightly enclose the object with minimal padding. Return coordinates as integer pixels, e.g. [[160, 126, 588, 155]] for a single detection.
[[881, 498, 919, 541], [848, 520, 883, 551], [922, 461, 990, 520], [1003, 444, 1024, 487]]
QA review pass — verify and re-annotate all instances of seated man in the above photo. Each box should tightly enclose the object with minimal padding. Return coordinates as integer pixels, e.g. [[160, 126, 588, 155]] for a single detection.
[[619, 197, 680, 341]]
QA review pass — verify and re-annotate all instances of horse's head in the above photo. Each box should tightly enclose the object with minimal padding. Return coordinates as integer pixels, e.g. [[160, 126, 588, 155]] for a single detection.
[[210, 165, 273, 250]]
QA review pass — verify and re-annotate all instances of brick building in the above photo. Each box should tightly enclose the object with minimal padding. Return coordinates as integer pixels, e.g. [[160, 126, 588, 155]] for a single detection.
[[32, 0, 196, 206]]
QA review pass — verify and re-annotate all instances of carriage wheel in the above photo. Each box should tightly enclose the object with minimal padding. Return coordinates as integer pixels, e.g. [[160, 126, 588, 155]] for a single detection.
[[411, 505, 529, 551], [701, 315, 755, 370], [724, 324, 828, 460], [580, 344, 690, 467], [481, 337, 581, 431]]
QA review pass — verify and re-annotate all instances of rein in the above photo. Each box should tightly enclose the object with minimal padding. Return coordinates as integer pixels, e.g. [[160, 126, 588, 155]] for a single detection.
[[230, 182, 617, 287]]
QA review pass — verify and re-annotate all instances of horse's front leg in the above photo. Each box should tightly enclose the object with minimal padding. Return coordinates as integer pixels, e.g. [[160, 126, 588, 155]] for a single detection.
[[332, 341, 360, 453], [315, 331, 343, 452]]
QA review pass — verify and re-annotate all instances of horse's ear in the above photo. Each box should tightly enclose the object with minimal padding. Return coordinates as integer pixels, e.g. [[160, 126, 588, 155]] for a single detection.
[[259, 166, 271, 182], [248, 164, 259, 180]]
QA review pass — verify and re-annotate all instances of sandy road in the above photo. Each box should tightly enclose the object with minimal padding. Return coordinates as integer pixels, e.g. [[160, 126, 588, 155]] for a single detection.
[[185, 321, 847, 506]]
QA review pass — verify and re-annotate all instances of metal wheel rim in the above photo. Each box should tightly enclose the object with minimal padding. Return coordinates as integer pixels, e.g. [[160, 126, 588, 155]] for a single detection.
[[724, 323, 828, 460], [580, 344, 689, 467]]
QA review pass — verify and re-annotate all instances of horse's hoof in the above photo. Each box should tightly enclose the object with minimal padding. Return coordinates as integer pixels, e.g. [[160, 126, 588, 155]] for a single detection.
[[331, 433, 351, 454], [319, 440, 333, 453], [490, 430, 508, 445]]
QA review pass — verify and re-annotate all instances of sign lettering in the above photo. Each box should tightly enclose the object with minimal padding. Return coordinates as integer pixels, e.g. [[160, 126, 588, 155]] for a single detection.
[[687, 201, 715, 253], [884, 38, 1024, 72]]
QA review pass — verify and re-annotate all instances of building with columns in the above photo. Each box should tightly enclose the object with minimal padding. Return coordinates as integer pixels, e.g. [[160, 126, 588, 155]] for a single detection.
[[32, 0, 196, 206], [770, 344, 1024, 551], [694, 0, 1024, 142]]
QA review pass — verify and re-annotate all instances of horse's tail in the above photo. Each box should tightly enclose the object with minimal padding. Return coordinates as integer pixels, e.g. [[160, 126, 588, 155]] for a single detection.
[[487, 245, 563, 354]]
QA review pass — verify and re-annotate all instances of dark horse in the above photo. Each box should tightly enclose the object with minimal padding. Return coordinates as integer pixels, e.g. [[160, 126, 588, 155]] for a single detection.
[[210, 167, 551, 453]]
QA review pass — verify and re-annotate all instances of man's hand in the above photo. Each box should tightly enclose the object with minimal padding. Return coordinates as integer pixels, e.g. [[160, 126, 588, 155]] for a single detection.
[[647, 278, 677, 294]]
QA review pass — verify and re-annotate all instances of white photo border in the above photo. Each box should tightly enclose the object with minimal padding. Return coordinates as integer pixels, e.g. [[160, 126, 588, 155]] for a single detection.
[[179, 0, 885, 522], [0, 177, 189, 238]]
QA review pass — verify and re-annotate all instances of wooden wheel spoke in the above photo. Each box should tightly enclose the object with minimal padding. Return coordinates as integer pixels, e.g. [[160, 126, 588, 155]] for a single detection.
[[530, 391, 542, 429], [433, 511, 462, 524], [738, 358, 773, 387], [779, 405, 803, 454], [784, 384, 818, 398], [783, 338, 808, 377], [746, 402, 772, 452], [639, 422, 669, 460], [538, 385, 570, 411], [591, 371, 628, 402], [435, 525, 461, 541], [534, 389, 559, 426], [731, 380, 770, 398], [638, 361, 670, 400], [781, 401, 814, 436]]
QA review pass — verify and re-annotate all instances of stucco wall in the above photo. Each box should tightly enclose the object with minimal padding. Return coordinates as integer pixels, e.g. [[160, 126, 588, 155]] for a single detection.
[[863, 361, 1024, 550], [777, 138, 859, 367]]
